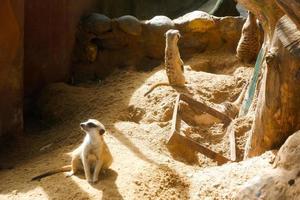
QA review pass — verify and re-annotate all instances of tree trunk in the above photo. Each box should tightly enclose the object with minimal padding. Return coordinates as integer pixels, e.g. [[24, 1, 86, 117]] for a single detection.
[[276, 0, 300, 30], [237, 0, 300, 157]]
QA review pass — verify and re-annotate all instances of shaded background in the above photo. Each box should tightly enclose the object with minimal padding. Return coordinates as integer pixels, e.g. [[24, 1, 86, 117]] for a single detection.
[[0, 0, 239, 141]]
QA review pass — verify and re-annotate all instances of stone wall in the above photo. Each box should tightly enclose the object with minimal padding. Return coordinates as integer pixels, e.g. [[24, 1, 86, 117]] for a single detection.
[[73, 12, 245, 81]]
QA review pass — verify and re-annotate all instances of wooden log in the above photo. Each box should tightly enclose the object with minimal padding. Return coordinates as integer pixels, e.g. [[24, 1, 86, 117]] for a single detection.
[[276, 15, 300, 57], [229, 128, 237, 161], [275, 0, 300, 30], [238, 0, 300, 158]]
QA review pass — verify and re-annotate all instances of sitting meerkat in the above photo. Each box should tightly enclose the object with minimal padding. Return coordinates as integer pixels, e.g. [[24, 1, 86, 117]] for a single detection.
[[219, 83, 248, 119], [144, 29, 185, 96], [31, 119, 113, 184]]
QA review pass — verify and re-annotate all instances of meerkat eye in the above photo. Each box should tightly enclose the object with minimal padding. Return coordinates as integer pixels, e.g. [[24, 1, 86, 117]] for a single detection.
[[99, 129, 105, 135], [87, 122, 97, 128]]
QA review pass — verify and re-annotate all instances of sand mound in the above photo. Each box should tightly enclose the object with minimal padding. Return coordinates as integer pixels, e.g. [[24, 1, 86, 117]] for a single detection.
[[133, 164, 190, 200]]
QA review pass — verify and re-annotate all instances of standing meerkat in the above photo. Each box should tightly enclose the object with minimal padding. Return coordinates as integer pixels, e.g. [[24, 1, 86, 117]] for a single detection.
[[236, 11, 262, 63], [144, 29, 185, 96], [31, 119, 113, 184]]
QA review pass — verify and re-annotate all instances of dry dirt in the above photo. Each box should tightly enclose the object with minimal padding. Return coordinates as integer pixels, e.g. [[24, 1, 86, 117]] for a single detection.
[[0, 53, 274, 200]]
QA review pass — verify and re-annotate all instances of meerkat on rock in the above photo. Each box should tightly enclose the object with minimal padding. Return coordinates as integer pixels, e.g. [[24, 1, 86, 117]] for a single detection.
[[31, 119, 113, 184], [144, 29, 186, 96]]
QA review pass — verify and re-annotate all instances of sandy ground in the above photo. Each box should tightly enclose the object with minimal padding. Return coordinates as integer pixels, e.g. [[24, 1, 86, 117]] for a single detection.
[[0, 53, 274, 200]]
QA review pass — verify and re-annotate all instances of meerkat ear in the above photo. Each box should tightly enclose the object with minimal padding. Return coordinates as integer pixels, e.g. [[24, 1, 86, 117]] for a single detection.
[[99, 129, 105, 135], [177, 32, 182, 38]]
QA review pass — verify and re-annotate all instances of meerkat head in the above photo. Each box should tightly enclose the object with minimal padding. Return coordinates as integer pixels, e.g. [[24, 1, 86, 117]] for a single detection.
[[165, 29, 181, 43], [80, 119, 106, 136]]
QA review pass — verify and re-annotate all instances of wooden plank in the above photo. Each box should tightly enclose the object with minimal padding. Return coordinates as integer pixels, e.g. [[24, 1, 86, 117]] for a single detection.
[[229, 130, 236, 161], [167, 94, 181, 142], [170, 132, 230, 165], [180, 94, 232, 127]]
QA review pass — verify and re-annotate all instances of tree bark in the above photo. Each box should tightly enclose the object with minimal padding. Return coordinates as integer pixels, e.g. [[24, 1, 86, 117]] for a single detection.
[[237, 0, 300, 157], [276, 0, 300, 30]]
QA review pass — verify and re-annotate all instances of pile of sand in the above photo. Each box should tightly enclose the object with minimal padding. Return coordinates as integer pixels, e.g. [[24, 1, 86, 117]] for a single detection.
[[133, 164, 190, 199]]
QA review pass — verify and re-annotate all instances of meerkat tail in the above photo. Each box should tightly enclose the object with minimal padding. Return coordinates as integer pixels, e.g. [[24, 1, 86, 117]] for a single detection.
[[31, 165, 71, 181], [144, 82, 171, 96]]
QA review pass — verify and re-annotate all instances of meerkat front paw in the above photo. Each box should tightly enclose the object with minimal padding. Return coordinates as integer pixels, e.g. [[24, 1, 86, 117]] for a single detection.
[[92, 177, 99, 183], [65, 171, 74, 177], [87, 178, 94, 184]]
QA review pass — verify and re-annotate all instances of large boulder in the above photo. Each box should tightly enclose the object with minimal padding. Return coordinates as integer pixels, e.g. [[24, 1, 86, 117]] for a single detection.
[[273, 131, 300, 170], [174, 11, 215, 32], [79, 13, 111, 37], [236, 131, 300, 200], [174, 12, 244, 54], [117, 15, 142, 36], [142, 16, 175, 59]]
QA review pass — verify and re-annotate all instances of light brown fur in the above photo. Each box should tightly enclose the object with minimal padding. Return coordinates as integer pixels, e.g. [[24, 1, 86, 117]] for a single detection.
[[236, 11, 261, 63], [32, 119, 113, 184], [144, 29, 185, 96], [219, 83, 248, 118]]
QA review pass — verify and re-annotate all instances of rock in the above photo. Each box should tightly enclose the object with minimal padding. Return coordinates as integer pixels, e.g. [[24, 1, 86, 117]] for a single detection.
[[173, 11, 244, 54], [146, 16, 174, 28], [217, 16, 246, 52], [143, 16, 175, 59], [237, 131, 300, 200], [117, 15, 142, 36], [81, 13, 111, 35], [236, 169, 300, 200], [273, 130, 300, 170], [174, 11, 215, 32]]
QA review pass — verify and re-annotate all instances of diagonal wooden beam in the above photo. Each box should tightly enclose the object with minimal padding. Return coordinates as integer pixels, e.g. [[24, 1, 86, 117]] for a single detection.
[[167, 94, 181, 142], [180, 94, 232, 127], [168, 131, 230, 165]]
